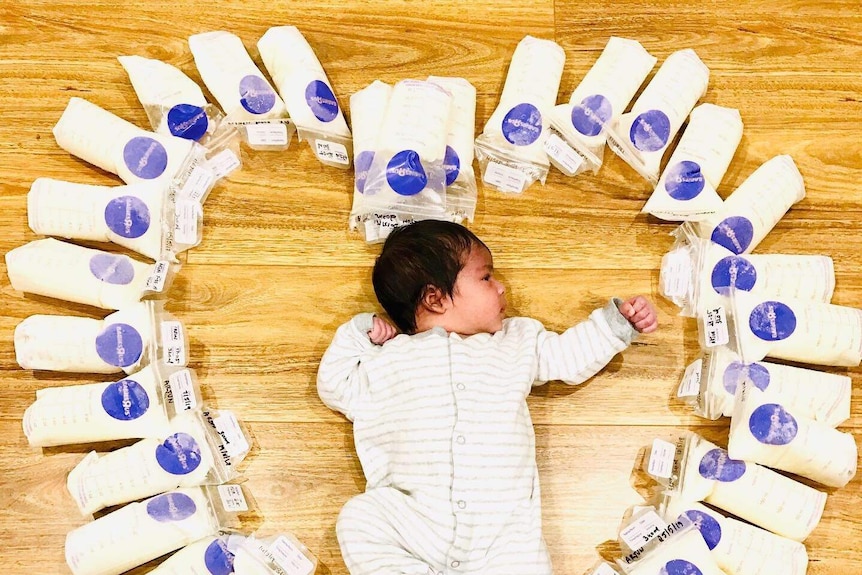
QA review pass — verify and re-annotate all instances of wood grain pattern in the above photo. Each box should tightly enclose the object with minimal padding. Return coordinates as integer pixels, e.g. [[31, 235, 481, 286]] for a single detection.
[[0, 0, 860, 573]]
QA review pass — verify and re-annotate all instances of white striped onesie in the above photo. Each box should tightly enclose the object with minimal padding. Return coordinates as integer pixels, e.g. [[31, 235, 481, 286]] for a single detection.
[[317, 299, 637, 575]]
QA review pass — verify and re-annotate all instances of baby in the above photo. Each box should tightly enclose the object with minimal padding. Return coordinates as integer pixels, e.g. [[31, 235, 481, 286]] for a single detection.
[[317, 220, 658, 575]]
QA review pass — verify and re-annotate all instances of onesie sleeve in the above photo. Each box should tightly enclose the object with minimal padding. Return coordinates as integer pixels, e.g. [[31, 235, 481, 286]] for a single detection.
[[534, 298, 637, 385], [316, 312, 378, 421]]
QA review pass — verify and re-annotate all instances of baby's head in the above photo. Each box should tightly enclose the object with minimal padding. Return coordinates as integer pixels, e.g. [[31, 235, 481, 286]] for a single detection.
[[373, 220, 507, 336]]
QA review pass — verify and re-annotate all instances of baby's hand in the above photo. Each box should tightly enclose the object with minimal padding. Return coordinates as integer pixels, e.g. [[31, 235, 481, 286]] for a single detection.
[[368, 316, 398, 345], [619, 296, 658, 334]]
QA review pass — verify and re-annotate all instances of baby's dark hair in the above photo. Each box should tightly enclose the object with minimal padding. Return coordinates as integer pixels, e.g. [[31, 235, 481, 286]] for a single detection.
[[372, 220, 487, 334]]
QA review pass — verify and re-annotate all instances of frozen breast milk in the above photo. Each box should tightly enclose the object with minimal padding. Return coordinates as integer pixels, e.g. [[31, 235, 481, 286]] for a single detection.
[[687, 346, 850, 424], [680, 155, 805, 255], [606, 49, 710, 184], [475, 36, 565, 191], [660, 238, 835, 318], [642, 104, 743, 220], [361, 79, 451, 220], [428, 75, 478, 222], [549, 37, 656, 174], [728, 382, 856, 487], [65, 487, 219, 575], [233, 533, 318, 575], [148, 534, 246, 574], [67, 409, 247, 515], [27, 178, 168, 260], [622, 526, 726, 575], [6, 238, 154, 310], [189, 31, 287, 121], [53, 97, 194, 186], [661, 496, 808, 575], [728, 289, 862, 366], [22, 363, 180, 447], [676, 434, 825, 541], [258, 25, 351, 167]]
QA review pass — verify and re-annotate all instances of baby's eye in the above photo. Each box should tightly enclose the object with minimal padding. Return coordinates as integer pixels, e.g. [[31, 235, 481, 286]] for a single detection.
[[482, 274, 491, 281]]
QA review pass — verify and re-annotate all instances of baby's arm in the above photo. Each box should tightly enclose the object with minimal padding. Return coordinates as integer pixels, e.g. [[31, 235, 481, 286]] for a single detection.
[[535, 298, 641, 385], [317, 313, 382, 420]]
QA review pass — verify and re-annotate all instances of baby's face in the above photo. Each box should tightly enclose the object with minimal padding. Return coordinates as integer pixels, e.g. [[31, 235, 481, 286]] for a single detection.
[[447, 245, 507, 335]]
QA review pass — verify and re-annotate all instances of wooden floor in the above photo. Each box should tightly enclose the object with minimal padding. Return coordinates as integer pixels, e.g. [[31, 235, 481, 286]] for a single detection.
[[1, 1, 860, 573]]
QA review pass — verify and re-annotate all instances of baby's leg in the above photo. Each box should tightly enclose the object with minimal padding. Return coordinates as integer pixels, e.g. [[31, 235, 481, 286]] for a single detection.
[[336, 487, 449, 575]]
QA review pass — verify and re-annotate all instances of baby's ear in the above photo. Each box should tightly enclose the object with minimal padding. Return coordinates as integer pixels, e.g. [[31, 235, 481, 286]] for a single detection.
[[420, 284, 450, 313]]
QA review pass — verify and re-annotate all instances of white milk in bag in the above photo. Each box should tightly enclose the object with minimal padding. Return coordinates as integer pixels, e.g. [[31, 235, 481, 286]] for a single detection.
[[606, 49, 710, 184], [728, 381, 856, 487], [619, 519, 725, 575], [475, 35, 565, 193], [148, 534, 247, 574], [678, 155, 805, 254], [549, 37, 655, 175], [642, 103, 743, 220], [232, 532, 318, 575]]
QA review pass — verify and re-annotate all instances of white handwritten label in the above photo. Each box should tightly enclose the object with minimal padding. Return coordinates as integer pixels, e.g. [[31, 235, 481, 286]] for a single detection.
[[179, 164, 215, 203], [483, 161, 527, 193], [145, 260, 170, 292], [544, 132, 584, 175], [209, 148, 241, 180], [213, 411, 249, 458], [619, 509, 668, 551], [315, 140, 350, 165], [704, 306, 729, 347], [661, 248, 692, 298], [167, 368, 197, 410], [174, 200, 200, 245], [218, 484, 249, 512], [648, 438, 676, 479], [246, 123, 288, 146], [677, 358, 703, 398], [270, 536, 315, 575], [160, 320, 186, 366]]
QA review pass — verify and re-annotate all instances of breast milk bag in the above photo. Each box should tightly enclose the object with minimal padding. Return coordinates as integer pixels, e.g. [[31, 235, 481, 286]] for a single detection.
[[677, 345, 850, 425], [728, 381, 856, 487], [147, 534, 246, 575], [659, 237, 834, 318], [27, 177, 203, 261], [232, 532, 319, 575], [5, 238, 177, 309], [475, 35, 565, 193], [677, 155, 805, 255], [257, 25, 352, 168], [64, 485, 246, 575], [548, 37, 655, 176], [660, 494, 808, 575], [14, 300, 188, 374], [646, 433, 826, 541], [642, 104, 743, 220], [23, 364, 201, 447], [617, 515, 726, 575], [605, 49, 710, 184]]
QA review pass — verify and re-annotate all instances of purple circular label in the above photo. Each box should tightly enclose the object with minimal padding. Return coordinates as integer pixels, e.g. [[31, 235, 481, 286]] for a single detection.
[[146, 492, 197, 522], [239, 75, 276, 115], [123, 137, 168, 180], [664, 160, 705, 201], [710, 216, 754, 254], [444, 145, 460, 186], [502, 103, 542, 146], [386, 150, 427, 196], [723, 361, 770, 394], [662, 559, 703, 575], [155, 432, 203, 475], [749, 403, 799, 445], [305, 80, 339, 122], [167, 104, 209, 141], [699, 448, 746, 482], [711, 255, 757, 295], [630, 110, 671, 152], [89, 254, 136, 285], [104, 195, 151, 239], [95, 323, 143, 368], [571, 94, 612, 137], [100, 379, 150, 421], [354, 151, 374, 194], [205, 539, 236, 575], [684, 509, 722, 551], [749, 301, 797, 341]]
